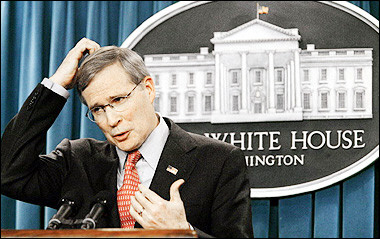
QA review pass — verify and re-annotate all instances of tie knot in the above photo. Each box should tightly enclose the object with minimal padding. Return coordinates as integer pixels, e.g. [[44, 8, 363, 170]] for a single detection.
[[126, 150, 141, 165]]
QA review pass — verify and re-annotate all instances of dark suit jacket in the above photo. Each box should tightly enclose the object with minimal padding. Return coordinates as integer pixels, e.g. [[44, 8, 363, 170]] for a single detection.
[[1, 83, 253, 238]]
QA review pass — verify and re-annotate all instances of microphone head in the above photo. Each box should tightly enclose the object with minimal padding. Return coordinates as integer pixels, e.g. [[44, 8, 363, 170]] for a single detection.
[[59, 188, 84, 213], [91, 190, 114, 210], [47, 189, 84, 229]]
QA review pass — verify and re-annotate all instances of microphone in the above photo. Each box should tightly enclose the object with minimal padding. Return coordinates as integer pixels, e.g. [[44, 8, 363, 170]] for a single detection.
[[81, 190, 113, 229], [47, 190, 83, 230]]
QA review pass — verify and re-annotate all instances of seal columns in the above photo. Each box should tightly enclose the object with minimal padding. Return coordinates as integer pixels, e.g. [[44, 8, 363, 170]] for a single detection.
[[267, 50, 276, 113], [241, 52, 248, 113]]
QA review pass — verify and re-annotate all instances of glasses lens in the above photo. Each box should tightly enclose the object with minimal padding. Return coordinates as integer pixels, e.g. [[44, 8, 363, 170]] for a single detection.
[[113, 98, 129, 112], [113, 84, 139, 112], [85, 83, 139, 121], [86, 110, 96, 122]]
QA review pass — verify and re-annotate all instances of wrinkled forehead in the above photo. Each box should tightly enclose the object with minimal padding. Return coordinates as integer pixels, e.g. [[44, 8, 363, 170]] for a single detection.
[[82, 63, 137, 105]]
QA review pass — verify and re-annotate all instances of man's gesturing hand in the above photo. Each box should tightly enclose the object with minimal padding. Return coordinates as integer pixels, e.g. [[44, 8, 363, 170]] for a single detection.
[[130, 179, 190, 229], [49, 37, 100, 90]]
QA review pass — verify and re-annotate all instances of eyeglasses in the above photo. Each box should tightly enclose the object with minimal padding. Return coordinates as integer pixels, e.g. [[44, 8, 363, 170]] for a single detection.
[[86, 83, 140, 122]]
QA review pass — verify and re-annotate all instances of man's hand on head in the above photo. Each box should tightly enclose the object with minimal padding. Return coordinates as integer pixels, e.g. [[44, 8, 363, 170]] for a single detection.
[[130, 179, 190, 229], [49, 37, 100, 90]]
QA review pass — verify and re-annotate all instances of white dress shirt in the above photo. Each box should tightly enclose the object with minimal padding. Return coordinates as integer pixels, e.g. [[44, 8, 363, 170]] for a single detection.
[[41, 78, 70, 99], [116, 114, 169, 189]]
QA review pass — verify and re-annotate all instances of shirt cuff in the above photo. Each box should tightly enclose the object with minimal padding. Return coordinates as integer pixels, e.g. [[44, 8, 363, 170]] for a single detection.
[[41, 78, 70, 99]]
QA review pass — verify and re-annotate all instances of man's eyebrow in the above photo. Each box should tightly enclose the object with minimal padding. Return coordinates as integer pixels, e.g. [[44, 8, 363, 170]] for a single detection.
[[88, 103, 102, 110], [88, 93, 128, 109], [109, 93, 128, 100]]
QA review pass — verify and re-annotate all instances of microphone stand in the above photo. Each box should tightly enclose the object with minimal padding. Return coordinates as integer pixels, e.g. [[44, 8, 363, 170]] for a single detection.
[[47, 218, 85, 229]]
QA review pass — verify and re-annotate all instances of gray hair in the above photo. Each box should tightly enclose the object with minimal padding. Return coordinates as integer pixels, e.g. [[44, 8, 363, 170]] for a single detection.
[[75, 46, 150, 105]]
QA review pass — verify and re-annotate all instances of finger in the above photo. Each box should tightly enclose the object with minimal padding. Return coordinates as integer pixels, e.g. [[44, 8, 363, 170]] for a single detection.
[[66, 45, 89, 62], [75, 37, 88, 46], [94, 41, 101, 50], [75, 38, 100, 56], [84, 42, 100, 55], [130, 202, 153, 229], [134, 191, 153, 210], [74, 38, 91, 53], [139, 208, 157, 229], [129, 202, 145, 225], [138, 184, 164, 203], [130, 196, 144, 215], [170, 179, 185, 202], [76, 37, 97, 48], [88, 44, 99, 55], [86, 39, 101, 50]]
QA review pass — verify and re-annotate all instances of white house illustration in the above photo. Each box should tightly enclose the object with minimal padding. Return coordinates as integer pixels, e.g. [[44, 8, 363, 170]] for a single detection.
[[144, 19, 373, 123]]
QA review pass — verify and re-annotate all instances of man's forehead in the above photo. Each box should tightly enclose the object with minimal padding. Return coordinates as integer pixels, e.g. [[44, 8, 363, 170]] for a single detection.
[[89, 64, 134, 86], [83, 75, 135, 106]]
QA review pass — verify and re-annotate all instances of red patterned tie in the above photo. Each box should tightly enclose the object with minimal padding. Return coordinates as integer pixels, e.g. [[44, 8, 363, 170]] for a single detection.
[[117, 150, 142, 228]]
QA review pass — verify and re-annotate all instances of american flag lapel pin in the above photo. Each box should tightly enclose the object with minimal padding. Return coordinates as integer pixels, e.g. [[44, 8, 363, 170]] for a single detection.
[[166, 165, 178, 175]]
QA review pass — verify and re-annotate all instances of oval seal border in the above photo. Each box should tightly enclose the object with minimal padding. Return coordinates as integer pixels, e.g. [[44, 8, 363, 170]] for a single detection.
[[121, 1, 379, 198]]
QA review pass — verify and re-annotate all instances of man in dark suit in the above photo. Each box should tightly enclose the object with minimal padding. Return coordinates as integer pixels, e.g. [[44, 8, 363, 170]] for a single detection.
[[1, 38, 253, 238]]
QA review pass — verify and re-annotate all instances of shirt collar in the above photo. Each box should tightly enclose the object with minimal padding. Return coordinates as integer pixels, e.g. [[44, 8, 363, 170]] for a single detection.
[[116, 113, 169, 171]]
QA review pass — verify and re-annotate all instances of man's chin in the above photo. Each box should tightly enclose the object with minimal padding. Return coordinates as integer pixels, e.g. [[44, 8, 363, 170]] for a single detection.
[[114, 141, 138, 152], [106, 134, 142, 152]]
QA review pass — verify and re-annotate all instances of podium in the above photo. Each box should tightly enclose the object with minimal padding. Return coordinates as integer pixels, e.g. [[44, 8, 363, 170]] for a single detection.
[[1, 228, 197, 238]]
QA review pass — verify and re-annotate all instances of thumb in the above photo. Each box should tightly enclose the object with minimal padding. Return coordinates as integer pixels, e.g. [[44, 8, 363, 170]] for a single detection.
[[170, 179, 185, 202]]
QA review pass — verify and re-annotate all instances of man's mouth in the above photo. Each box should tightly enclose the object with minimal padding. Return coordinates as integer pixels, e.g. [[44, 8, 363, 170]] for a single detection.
[[113, 131, 130, 141]]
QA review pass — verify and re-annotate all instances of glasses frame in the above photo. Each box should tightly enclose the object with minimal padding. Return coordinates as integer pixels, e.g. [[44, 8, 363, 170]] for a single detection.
[[85, 83, 140, 123]]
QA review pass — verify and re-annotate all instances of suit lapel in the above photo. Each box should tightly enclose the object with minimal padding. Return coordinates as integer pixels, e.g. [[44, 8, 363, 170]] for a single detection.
[[106, 118, 197, 229], [149, 118, 198, 201], [103, 145, 121, 228]]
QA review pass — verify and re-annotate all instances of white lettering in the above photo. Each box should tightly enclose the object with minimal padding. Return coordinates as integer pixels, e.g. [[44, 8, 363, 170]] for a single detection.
[[291, 131, 308, 149], [353, 130, 365, 148], [294, 155, 304, 165], [255, 155, 265, 166], [254, 132, 268, 151], [266, 155, 275, 166], [276, 155, 284, 166], [326, 130, 341, 149], [283, 155, 293, 166], [246, 132, 253, 151], [342, 130, 353, 149], [204, 132, 229, 142], [269, 131, 281, 150], [230, 132, 246, 150], [307, 131, 326, 150], [249, 154, 305, 167], [204, 130, 365, 151], [245, 155, 253, 167]]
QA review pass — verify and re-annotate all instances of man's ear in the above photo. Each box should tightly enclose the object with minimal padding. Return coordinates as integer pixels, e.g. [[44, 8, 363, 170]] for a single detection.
[[142, 76, 155, 103]]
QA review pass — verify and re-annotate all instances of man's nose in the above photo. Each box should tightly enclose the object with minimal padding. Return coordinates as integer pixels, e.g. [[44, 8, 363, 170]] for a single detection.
[[105, 108, 122, 127]]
